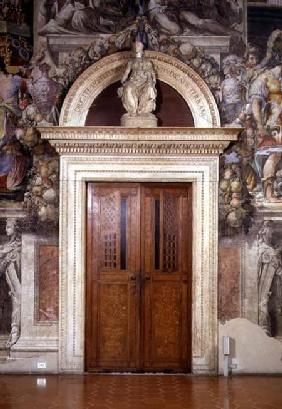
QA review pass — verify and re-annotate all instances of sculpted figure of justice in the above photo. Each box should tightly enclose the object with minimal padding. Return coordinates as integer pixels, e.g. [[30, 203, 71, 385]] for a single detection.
[[118, 39, 158, 127], [0, 219, 21, 347]]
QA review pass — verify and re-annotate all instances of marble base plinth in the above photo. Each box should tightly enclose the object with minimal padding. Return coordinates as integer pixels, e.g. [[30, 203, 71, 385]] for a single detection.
[[121, 113, 158, 128]]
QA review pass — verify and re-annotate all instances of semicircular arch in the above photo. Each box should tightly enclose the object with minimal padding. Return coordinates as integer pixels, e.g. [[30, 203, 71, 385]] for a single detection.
[[59, 51, 220, 128]]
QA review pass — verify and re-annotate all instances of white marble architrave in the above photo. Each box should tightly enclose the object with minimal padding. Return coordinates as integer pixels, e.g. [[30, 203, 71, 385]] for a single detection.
[[41, 126, 240, 374]]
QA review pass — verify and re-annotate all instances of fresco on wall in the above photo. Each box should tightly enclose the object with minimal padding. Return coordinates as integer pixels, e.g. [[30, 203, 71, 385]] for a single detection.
[[147, 0, 244, 38], [218, 11, 282, 341], [219, 30, 282, 237], [0, 218, 22, 347], [0, 55, 59, 220], [36, 1, 244, 37], [0, 0, 282, 363], [258, 220, 282, 337], [0, 0, 33, 67]]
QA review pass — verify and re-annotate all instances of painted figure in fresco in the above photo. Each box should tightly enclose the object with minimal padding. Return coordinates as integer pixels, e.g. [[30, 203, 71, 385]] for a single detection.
[[258, 221, 282, 336], [147, 0, 239, 36], [118, 39, 157, 116], [0, 219, 21, 348], [28, 63, 61, 125], [250, 64, 282, 202], [0, 59, 30, 193], [148, 0, 181, 35], [0, 137, 30, 191], [220, 55, 245, 124], [39, 0, 117, 34], [0, 58, 24, 140]]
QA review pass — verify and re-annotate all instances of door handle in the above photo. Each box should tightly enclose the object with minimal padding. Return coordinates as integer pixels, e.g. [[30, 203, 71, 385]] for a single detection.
[[144, 275, 151, 282], [129, 274, 137, 281]]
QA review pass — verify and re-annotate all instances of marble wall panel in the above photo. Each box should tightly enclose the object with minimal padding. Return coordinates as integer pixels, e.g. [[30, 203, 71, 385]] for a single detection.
[[36, 245, 59, 323], [218, 246, 241, 321]]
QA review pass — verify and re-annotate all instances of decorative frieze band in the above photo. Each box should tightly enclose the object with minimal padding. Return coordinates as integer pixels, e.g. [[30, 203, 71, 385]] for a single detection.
[[39, 126, 240, 156], [48, 141, 229, 156]]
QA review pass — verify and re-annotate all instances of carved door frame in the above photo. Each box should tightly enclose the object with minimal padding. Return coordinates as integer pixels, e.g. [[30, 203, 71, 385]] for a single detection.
[[58, 152, 218, 373], [39, 124, 237, 374], [40, 126, 239, 374]]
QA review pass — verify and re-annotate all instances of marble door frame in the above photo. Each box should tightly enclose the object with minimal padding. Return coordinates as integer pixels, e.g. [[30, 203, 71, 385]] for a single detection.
[[41, 126, 239, 374]]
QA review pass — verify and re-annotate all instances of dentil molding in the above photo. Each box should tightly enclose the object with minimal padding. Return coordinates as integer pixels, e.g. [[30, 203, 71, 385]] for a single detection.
[[39, 126, 240, 156]]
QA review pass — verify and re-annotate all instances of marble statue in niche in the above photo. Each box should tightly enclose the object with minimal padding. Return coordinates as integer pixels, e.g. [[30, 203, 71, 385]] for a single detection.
[[118, 37, 157, 127], [258, 220, 282, 337], [0, 219, 21, 347]]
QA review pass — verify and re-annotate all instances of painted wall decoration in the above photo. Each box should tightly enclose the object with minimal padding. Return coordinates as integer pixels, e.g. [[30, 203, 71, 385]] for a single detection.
[[36, 0, 244, 38], [0, 0, 281, 373], [0, 218, 21, 347], [258, 220, 282, 337], [0, 0, 33, 67], [147, 0, 244, 41], [219, 29, 282, 237]]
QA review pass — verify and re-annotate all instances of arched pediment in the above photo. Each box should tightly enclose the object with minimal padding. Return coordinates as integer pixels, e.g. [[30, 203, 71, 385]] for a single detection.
[[59, 51, 221, 128]]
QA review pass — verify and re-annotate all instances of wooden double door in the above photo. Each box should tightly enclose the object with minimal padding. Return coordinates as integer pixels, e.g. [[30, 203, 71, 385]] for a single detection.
[[86, 183, 192, 372]]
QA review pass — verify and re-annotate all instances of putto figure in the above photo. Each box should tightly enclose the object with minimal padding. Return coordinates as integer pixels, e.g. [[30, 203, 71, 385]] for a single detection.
[[0, 218, 21, 347], [118, 37, 158, 127]]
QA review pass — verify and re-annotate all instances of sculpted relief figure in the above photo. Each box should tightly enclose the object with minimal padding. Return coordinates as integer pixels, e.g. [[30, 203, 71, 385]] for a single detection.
[[0, 219, 21, 347], [118, 39, 157, 126]]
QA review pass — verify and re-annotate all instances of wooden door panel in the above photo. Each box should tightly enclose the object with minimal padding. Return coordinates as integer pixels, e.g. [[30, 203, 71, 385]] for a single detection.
[[86, 183, 140, 371], [86, 183, 192, 372], [142, 184, 192, 371], [97, 280, 137, 366], [144, 281, 188, 366]]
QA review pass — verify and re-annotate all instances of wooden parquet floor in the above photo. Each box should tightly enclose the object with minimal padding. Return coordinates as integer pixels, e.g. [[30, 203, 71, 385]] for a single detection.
[[0, 375, 281, 409]]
